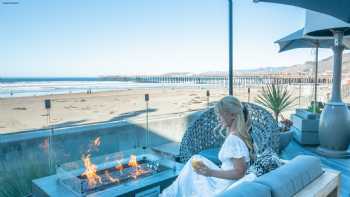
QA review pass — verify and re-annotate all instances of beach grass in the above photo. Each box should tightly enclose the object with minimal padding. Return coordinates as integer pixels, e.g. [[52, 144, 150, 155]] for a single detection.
[[0, 152, 50, 197]]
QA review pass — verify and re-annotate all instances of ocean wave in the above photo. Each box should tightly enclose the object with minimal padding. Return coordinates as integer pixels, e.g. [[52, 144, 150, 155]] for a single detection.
[[0, 80, 214, 98]]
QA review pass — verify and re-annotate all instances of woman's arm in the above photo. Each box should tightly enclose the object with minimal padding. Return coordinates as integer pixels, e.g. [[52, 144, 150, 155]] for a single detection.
[[195, 157, 247, 180], [210, 157, 246, 179]]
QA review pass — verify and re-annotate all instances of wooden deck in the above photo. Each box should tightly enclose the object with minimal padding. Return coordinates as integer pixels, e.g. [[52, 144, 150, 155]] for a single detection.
[[281, 140, 350, 197]]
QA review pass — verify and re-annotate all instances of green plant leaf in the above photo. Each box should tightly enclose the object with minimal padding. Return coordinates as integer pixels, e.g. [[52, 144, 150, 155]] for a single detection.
[[255, 84, 297, 121]]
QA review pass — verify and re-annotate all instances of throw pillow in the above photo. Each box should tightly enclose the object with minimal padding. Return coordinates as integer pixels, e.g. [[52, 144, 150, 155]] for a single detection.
[[247, 149, 283, 177]]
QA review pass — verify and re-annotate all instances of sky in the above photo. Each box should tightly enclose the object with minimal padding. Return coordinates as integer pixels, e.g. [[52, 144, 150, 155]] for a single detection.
[[0, 0, 333, 77]]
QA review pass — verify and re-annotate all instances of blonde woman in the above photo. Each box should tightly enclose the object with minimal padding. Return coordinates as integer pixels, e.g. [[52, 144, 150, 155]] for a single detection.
[[161, 96, 255, 197]]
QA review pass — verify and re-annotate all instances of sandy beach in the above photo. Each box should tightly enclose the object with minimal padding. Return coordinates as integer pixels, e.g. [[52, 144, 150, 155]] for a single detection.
[[0, 87, 225, 133], [0, 85, 344, 134]]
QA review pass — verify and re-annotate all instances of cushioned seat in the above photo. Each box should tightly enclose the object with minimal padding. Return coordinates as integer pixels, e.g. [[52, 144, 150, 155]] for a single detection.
[[217, 155, 326, 197], [178, 102, 280, 163], [217, 181, 271, 197], [255, 155, 323, 197], [198, 148, 221, 165]]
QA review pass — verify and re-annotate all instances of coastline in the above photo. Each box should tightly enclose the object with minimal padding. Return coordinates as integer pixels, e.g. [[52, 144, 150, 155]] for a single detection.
[[0, 85, 336, 134], [0, 87, 228, 134]]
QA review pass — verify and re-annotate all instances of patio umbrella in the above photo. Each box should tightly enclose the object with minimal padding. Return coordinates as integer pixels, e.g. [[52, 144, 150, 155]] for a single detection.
[[303, 10, 350, 158], [275, 29, 335, 52], [253, 0, 350, 23], [275, 28, 334, 113], [253, 0, 350, 157]]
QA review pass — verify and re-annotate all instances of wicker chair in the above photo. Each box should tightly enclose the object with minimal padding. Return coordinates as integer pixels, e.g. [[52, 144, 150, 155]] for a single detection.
[[178, 102, 280, 163]]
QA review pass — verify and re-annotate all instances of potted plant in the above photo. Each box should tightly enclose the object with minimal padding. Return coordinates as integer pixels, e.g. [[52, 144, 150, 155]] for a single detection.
[[255, 84, 297, 122], [279, 115, 294, 151], [255, 84, 297, 152], [307, 101, 324, 115]]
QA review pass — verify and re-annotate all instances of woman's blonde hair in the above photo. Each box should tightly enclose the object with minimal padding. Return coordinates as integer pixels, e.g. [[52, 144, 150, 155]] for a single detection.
[[215, 96, 255, 161]]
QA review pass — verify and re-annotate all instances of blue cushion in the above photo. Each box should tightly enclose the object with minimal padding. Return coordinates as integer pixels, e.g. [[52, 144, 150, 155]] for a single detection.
[[199, 148, 221, 165], [217, 182, 271, 197], [255, 155, 323, 197]]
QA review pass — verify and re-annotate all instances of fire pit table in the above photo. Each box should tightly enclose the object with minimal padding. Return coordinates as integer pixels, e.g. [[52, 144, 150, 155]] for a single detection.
[[32, 148, 183, 197]]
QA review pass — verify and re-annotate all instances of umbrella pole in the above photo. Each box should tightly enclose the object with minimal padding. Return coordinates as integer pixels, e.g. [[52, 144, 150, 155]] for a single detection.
[[330, 32, 344, 103], [318, 31, 350, 158], [228, 0, 233, 95], [314, 45, 319, 113]]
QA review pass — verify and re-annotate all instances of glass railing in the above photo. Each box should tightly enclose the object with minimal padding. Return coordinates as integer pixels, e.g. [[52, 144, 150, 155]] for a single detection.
[[0, 86, 222, 196], [1, 82, 335, 134]]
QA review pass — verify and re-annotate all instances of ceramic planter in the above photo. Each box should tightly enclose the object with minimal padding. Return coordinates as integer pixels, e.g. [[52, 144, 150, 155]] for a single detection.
[[279, 130, 293, 152], [292, 109, 320, 145]]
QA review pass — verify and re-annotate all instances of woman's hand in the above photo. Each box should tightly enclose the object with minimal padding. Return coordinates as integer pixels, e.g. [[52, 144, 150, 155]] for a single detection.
[[193, 162, 212, 177], [206, 157, 247, 180]]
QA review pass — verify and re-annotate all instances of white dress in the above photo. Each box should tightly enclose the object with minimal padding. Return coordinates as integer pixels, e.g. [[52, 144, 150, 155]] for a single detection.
[[161, 134, 250, 197]]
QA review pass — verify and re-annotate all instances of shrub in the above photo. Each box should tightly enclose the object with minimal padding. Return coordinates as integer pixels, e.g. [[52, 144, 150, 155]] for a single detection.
[[0, 152, 50, 197], [255, 84, 297, 122], [280, 115, 293, 132], [307, 101, 324, 114]]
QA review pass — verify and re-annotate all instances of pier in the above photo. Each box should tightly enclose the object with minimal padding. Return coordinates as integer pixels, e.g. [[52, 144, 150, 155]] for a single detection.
[[102, 73, 333, 87]]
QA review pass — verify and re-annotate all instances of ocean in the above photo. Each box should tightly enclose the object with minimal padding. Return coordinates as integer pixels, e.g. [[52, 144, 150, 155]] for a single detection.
[[0, 77, 209, 98]]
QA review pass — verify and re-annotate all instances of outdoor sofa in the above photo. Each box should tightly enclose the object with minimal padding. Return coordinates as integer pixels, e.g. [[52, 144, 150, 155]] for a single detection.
[[218, 155, 340, 197], [177, 103, 340, 197]]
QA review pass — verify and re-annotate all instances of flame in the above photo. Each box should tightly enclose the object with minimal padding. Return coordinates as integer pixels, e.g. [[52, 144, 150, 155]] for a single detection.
[[130, 167, 145, 179], [94, 137, 101, 147], [39, 139, 49, 153], [115, 162, 124, 172], [87, 137, 101, 153], [82, 154, 102, 187], [128, 155, 145, 179], [128, 155, 138, 168], [104, 171, 119, 183]]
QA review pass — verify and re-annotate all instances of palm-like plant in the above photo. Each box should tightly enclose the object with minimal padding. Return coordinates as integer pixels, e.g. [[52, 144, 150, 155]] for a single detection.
[[255, 84, 297, 122]]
